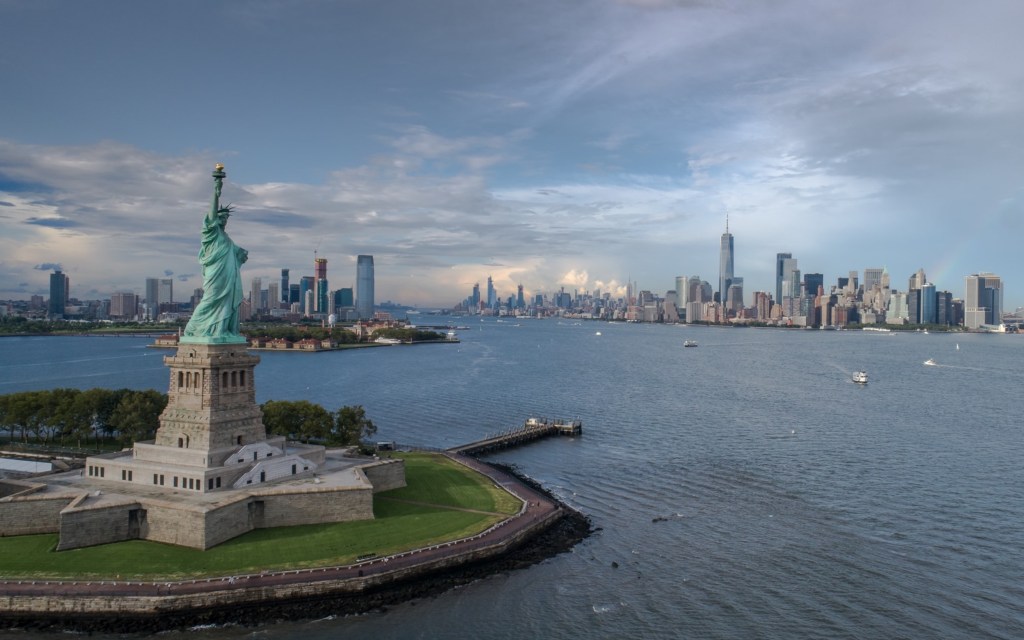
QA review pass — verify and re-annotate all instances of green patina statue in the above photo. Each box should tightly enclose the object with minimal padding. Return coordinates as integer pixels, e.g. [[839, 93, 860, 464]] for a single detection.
[[181, 164, 249, 344]]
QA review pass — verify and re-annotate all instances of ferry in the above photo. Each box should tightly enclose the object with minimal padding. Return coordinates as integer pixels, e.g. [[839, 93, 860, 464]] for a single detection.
[[923, 358, 936, 366], [852, 371, 868, 384], [683, 340, 698, 348]]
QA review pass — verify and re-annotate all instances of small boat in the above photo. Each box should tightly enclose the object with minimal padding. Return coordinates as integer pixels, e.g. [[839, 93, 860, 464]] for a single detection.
[[852, 371, 868, 384], [595, 331, 602, 336], [923, 358, 936, 366], [683, 340, 698, 348]]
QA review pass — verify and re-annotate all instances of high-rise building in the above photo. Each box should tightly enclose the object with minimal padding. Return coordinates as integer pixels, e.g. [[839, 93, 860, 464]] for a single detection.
[[267, 283, 279, 311], [48, 270, 68, 319], [299, 276, 314, 314], [719, 217, 734, 305], [919, 283, 937, 325], [964, 273, 1002, 329], [335, 287, 354, 309], [314, 258, 328, 313], [280, 269, 290, 304], [250, 277, 262, 310], [143, 277, 172, 319], [908, 268, 927, 293], [356, 255, 375, 320], [486, 276, 496, 310], [863, 268, 885, 292], [774, 254, 791, 304], [110, 292, 138, 320], [804, 273, 823, 298], [675, 276, 688, 310], [289, 284, 301, 305], [516, 284, 525, 309]]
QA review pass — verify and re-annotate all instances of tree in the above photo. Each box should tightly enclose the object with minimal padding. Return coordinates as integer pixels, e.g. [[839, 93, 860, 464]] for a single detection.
[[331, 405, 377, 446], [108, 390, 167, 445], [261, 399, 334, 443]]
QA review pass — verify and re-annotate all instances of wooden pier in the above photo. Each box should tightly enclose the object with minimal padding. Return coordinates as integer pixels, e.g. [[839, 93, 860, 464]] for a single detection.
[[448, 418, 582, 456]]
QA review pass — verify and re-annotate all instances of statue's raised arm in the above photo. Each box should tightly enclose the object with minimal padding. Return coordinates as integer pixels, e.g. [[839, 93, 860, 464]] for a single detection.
[[181, 164, 249, 345]]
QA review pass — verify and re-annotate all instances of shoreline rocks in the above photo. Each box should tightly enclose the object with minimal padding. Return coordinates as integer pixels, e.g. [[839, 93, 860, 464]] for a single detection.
[[0, 463, 592, 634]]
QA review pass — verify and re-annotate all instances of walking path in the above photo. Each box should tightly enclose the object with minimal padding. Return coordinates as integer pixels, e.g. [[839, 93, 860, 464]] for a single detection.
[[0, 453, 562, 600]]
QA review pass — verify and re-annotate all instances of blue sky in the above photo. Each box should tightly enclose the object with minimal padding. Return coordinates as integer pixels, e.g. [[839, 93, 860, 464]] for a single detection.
[[1, 0, 1022, 309]]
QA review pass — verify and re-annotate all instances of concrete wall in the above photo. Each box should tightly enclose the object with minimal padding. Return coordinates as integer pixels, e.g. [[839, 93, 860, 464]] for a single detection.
[[261, 487, 373, 529], [140, 502, 212, 549], [0, 494, 70, 535], [57, 498, 140, 550], [362, 459, 406, 493]]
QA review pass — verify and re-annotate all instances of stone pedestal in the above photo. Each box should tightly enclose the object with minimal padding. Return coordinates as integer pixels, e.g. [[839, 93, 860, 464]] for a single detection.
[[136, 343, 266, 468]]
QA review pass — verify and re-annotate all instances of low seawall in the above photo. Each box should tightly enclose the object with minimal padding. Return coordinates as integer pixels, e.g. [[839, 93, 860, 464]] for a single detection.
[[0, 459, 591, 632]]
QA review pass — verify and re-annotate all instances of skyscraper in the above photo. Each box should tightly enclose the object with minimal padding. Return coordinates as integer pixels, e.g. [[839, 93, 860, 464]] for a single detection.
[[250, 277, 262, 310], [964, 273, 1002, 329], [314, 258, 328, 313], [675, 275, 688, 309], [299, 276, 314, 314], [775, 253, 791, 304], [356, 255, 375, 320], [486, 276, 496, 310], [719, 217, 734, 304], [280, 269, 290, 304], [48, 270, 67, 319], [144, 277, 173, 320], [516, 284, 525, 309]]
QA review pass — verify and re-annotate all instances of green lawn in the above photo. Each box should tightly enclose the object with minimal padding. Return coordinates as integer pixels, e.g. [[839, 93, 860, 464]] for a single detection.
[[0, 453, 522, 580]]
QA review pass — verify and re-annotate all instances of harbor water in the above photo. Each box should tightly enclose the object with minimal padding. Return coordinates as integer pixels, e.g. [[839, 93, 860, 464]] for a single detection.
[[1, 321, 1022, 639]]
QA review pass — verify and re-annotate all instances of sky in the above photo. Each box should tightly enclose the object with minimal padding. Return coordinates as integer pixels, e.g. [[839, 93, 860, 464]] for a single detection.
[[1, 0, 1022, 310]]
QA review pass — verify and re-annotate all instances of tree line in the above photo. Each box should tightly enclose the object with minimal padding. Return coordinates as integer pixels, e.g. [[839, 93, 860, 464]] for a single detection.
[[0, 389, 376, 451]]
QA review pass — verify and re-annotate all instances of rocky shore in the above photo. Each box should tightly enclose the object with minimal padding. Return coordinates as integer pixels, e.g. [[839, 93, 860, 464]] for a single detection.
[[1, 463, 592, 634]]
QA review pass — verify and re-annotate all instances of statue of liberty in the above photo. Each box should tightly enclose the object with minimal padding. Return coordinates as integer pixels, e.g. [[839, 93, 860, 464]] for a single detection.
[[181, 164, 248, 344]]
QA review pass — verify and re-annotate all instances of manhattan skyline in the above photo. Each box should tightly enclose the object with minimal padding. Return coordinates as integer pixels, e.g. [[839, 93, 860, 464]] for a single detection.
[[1, 1, 1023, 309]]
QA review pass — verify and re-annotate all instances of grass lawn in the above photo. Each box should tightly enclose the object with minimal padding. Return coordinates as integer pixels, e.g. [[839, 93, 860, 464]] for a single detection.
[[0, 453, 522, 580]]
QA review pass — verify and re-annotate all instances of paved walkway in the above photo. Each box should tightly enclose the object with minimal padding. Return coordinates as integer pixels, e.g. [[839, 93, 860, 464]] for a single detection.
[[0, 454, 562, 600]]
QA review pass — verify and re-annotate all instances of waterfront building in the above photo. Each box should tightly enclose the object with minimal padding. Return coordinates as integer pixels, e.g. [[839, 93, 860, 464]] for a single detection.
[[919, 283, 937, 324], [887, 292, 909, 324], [356, 254, 375, 320], [48, 270, 68, 319], [719, 217, 734, 304], [964, 273, 1002, 329], [907, 288, 921, 324]]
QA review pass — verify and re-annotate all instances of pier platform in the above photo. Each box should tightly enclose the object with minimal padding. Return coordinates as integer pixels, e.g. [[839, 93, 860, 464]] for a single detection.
[[449, 418, 582, 456]]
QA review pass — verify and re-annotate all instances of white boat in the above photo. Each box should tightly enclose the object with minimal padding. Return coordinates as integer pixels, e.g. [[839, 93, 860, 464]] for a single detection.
[[923, 358, 936, 366], [852, 371, 868, 384], [595, 331, 602, 336], [374, 337, 402, 345], [683, 340, 698, 348]]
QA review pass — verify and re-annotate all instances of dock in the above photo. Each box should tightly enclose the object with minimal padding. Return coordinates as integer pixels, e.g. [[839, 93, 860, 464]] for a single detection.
[[448, 418, 582, 456]]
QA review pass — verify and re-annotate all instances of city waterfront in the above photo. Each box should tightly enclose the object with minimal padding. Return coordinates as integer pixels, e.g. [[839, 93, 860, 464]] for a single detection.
[[1, 320, 1023, 639]]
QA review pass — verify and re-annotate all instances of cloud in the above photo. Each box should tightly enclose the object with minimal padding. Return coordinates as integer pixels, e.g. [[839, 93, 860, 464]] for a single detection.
[[163, 269, 174, 277], [25, 217, 80, 228], [34, 263, 63, 271]]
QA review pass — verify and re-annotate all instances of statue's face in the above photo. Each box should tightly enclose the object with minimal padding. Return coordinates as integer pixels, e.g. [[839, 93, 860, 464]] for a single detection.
[[218, 212, 230, 226]]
